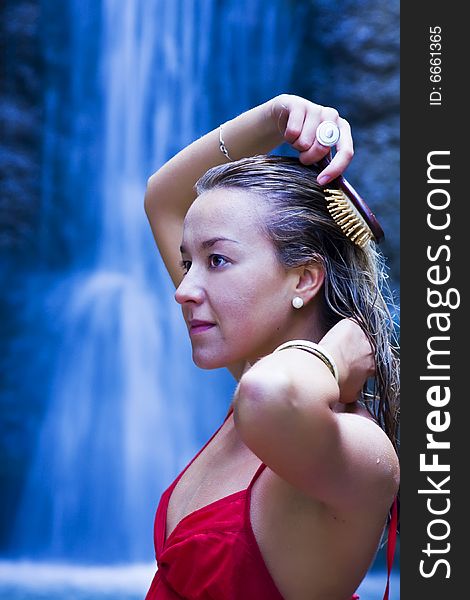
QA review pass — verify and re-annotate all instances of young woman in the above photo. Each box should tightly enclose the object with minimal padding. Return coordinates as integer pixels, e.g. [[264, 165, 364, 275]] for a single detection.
[[144, 94, 400, 600]]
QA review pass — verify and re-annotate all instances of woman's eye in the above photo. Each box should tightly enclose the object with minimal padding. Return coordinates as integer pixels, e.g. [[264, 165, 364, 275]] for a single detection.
[[179, 256, 228, 273], [209, 254, 228, 268]]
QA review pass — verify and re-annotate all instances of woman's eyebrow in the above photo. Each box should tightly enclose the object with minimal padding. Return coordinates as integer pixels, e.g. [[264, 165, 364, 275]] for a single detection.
[[180, 237, 240, 253]]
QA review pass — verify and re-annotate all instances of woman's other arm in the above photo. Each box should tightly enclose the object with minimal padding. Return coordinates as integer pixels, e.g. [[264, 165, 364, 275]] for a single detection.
[[233, 319, 399, 511]]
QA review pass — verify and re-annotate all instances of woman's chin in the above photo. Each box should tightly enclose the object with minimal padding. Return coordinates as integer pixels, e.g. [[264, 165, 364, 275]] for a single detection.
[[192, 351, 226, 370]]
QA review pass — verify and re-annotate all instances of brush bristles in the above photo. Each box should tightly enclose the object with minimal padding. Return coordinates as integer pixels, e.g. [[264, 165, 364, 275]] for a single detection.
[[324, 189, 373, 248]]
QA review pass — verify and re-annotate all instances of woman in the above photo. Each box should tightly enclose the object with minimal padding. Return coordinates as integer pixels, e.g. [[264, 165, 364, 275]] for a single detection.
[[144, 94, 400, 600]]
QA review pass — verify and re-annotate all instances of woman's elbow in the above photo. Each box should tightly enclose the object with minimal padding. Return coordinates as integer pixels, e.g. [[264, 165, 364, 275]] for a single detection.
[[233, 366, 302, 457], [235, 366, 294, 413], [144, 174, 159, 216]]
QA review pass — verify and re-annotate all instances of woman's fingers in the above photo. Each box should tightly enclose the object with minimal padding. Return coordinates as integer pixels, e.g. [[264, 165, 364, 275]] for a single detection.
[[297, 111, 354, 182], [270, 95, 305, 141], [270, 95, 354, 183], [291, 110, 322, 152], [272, 95, 321, 145], [283, 105, 307, 145], [316, 118, 354, 184]]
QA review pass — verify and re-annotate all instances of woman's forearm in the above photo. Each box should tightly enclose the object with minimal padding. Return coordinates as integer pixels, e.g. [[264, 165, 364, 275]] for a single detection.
[[144, 98, 283, 222], [319, 319, 375, 404]]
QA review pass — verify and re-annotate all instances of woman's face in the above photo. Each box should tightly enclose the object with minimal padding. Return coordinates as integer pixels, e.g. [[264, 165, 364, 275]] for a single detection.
[[175, 188, 298, 369]]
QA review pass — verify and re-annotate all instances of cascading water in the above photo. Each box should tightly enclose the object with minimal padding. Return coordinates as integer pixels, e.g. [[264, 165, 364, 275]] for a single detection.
[[6, 0, 306, 564]]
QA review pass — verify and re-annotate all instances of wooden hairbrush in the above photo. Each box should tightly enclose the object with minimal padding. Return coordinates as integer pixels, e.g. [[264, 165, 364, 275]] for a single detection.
[[318, 156, 384, 247]]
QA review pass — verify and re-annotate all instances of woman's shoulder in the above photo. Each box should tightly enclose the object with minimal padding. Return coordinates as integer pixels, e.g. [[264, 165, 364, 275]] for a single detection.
[[334, 406, 400, 511]]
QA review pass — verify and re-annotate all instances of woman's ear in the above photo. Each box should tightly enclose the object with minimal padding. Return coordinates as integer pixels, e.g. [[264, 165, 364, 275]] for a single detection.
[[292, 261, 325, 305]]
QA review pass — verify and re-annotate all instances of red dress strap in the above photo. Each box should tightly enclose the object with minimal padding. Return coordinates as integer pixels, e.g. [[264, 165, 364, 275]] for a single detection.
[[155, 407, 235, 555], [382, 497, 398, 600]]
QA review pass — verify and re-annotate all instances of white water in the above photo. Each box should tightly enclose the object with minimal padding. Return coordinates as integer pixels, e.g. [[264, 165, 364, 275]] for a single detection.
[[7, 0, 306, 564]]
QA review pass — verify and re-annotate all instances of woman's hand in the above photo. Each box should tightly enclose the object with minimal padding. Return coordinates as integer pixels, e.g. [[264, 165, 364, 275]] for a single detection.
[[269, 94, 354, 185], [319, 319, 375, 404]]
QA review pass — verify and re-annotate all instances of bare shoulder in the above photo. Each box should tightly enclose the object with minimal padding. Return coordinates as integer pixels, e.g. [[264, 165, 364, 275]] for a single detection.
[[332, 408, 400, 512], [233, 352, 399, 516], [254, 409, 399, 533], [247, 414, 398, 600]]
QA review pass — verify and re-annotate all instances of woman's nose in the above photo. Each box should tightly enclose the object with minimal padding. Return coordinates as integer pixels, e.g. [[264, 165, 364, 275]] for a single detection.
[[174, 271, 204, 305]]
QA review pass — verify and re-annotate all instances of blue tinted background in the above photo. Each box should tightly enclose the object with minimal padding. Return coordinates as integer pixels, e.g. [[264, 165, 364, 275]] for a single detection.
[[0, 0, 399, 597]]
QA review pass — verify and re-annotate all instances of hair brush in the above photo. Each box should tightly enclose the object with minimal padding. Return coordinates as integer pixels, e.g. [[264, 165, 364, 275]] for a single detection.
[[318, 156, 384, 247]]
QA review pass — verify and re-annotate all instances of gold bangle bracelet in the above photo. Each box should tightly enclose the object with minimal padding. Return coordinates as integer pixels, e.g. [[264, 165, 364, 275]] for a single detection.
[[273, 340, 339, 383]]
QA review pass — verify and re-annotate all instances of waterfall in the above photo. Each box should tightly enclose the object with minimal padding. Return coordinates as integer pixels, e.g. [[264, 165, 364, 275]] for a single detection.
[[6, 0, 306, 563]]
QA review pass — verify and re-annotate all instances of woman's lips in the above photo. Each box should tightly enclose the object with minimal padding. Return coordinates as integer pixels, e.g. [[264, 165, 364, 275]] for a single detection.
[[190, 324, 215, 334], [189, 321, 216, 335]]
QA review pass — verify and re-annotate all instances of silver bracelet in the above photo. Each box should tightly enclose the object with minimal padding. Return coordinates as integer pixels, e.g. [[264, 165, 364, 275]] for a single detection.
[[219, 124, 233, 161], [273, 339, 339, 383]]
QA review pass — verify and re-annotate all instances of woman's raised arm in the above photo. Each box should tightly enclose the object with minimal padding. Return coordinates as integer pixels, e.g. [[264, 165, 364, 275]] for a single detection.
[[145, 99, 279, 288], [144, 94, 354, 289]]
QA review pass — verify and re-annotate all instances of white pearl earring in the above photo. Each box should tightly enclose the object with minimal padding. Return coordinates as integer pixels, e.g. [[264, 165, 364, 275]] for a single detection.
[[292, 296, 304, 309]]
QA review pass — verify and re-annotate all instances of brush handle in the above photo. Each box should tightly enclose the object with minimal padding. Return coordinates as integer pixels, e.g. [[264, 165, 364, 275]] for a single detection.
[[318, 156, 385, 243]]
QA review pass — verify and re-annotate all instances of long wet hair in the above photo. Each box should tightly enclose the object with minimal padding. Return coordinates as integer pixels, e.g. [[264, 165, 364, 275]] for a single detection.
[[196, 155, 400, 454]]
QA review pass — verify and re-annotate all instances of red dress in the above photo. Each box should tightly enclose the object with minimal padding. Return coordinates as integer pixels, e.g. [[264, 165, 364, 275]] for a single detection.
[[145, 408, 395, 600]]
